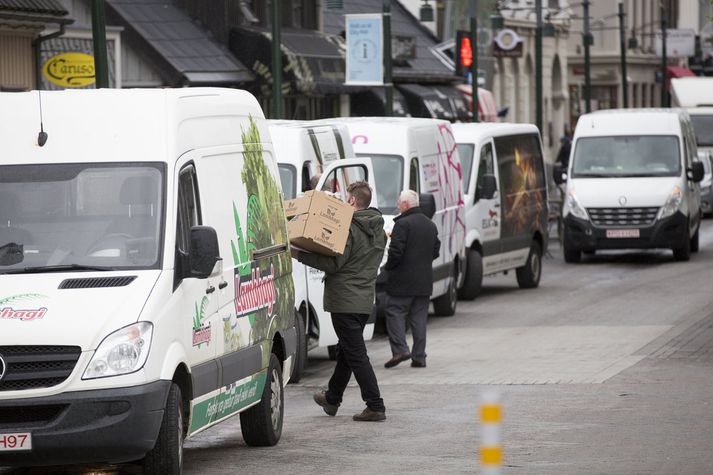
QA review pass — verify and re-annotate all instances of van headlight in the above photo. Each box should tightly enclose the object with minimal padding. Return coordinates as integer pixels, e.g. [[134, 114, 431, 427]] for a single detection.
[[562, 191, 589, 221], [657, 186, 682, 220], [83, 322, 153, 379]]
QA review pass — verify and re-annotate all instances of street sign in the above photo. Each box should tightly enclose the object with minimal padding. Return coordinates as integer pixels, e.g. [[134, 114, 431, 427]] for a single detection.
[[492, 28, 524, 58], [655, 29, 696, 58], [345, 14, 383, 86]]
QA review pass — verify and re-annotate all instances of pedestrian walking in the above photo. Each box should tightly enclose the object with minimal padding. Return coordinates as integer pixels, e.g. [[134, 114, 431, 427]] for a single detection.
[[292, 181, 387, 422], [383, 190, 440, 369]]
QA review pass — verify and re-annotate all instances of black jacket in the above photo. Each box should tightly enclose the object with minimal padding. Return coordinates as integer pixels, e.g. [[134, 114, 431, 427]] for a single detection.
[[384, 207, 440, 297]]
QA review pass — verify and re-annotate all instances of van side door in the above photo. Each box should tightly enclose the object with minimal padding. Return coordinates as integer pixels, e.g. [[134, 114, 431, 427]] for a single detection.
[[316, 158, 379, 208], [472, 140, 504, 272]]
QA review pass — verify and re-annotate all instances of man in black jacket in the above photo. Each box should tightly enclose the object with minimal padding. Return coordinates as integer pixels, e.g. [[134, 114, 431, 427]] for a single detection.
[[383, 190, 440, 368]]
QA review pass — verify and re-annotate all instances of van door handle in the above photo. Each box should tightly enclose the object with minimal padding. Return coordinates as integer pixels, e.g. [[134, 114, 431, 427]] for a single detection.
[[205, 286, 216, 294], [218, 281, 228, 290], [252, 244, 289, 261]]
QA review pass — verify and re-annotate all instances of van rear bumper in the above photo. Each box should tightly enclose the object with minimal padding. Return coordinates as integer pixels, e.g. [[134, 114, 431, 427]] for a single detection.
[[0, 380, 171, 467], [563, 212, 688, 251]]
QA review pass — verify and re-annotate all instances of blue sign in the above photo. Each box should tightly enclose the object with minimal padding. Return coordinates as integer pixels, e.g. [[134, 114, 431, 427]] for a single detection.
[[345, 14, 383, 86]]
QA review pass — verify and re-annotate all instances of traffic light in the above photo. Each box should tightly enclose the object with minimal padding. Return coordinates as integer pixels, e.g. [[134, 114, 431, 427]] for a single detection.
[[455, 30, 473, 77]]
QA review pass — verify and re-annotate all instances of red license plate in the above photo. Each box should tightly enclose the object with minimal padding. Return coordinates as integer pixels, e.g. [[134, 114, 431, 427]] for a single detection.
[[0, 432, 32, 451], [606, 229, 640, 239]]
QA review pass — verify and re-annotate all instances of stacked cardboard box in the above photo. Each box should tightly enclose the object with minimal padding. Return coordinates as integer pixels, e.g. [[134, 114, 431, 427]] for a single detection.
[[285, 191, 354, 256]]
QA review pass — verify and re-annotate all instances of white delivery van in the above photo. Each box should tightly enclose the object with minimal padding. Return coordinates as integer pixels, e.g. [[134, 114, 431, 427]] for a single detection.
[[554, 109, 704, 262], [269, 120, 377, 377], [314, 117, 466, 317], [452, 123, 549, 299], [0, 89, 296, 472]]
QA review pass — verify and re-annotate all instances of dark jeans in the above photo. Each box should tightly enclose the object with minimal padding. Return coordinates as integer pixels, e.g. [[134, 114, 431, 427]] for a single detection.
[[325, 312, 385, 413], [385, 294, 429, 364]]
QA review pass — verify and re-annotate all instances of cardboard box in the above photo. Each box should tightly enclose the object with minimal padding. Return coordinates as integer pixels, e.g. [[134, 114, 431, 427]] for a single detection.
[[285, 191, 354, 256]]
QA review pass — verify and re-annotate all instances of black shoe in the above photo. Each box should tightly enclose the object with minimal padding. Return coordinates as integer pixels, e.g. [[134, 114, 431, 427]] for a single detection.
[[411, 360, 426, 368], [353, 408, 386, 422], [313, 391, 339, 416], [384, 352, 411, 368]]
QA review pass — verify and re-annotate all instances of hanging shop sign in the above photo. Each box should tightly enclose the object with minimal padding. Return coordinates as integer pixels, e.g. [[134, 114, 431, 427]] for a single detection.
[[493, 28, 523, 58], [655, 29, 695, 58], [42, 52, 96, 88], [345, 14, 383, 86]]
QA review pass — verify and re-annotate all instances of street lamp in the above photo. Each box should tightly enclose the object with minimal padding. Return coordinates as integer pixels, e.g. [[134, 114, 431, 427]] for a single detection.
[[618, 0, 629, 108], [583, 0, 592, 113], [419, 0, 434, 22], [91, 0, 109, 88], [470, 0, 479, 122], [384, 0, 393, 116], [271, 0, 282, 118], [660, 1, 668, 107]]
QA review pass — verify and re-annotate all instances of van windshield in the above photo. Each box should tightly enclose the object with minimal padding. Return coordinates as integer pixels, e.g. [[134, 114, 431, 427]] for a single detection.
[[456, 143, 475, 193], [691, 115, 713, 146], [356, 154, 404, 215], [571, 136, 681, 178], [0, 163, 164, 273]]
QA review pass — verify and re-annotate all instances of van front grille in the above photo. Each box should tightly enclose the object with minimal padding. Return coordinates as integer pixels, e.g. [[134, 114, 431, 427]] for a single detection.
[[587, 207, 659, 227], [0, 346, 81, 392], [0, 405, 67, 427]]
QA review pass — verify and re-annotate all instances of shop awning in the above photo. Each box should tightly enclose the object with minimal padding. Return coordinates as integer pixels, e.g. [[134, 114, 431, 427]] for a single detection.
[[230, 26, 354, 96], [107, 0, 252, 86], [396, 84, 470, 121], [667, 66, 696, 79], [455, 85, 498, 122], [351, 88, 410, 117], [0, 0, 72, 24]]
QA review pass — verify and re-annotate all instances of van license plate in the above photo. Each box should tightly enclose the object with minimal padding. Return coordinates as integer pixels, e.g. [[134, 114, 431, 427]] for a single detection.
[[0, 433, 32, 451], [606, 229, 640, 239]]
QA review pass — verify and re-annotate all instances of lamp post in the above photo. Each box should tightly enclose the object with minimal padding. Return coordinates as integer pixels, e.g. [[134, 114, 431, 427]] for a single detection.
[[271, 0, 282, 119], [384, 0, 393, 116], [660, 2, 668, 107], [583, 0, 591, 113], [535, 0, 543, 132], [618, 0, 628, 108], [91, 0, 109, 88], [470, 0, 479, 122]]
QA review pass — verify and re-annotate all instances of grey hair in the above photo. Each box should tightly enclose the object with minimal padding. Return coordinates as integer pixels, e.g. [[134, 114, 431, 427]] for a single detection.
[[398, 190, 419, 207]]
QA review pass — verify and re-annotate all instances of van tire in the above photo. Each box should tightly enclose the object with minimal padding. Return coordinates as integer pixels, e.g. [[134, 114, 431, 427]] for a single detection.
[[290, 311, 307, 384], [142, 383, 183, 475], [433, 272, 457, 317], [241, 353, 284, 447], [691, 227, 700, 253], [458, 249, 483, 300], [516, 242, 542, 289], [563, 242, 581, 263]]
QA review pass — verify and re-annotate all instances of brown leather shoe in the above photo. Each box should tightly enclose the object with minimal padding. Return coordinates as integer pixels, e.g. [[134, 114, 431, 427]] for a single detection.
[[353, 408, 386, 422], [384, 352, 411, 368], [411, 360, 426, 368], [313, 391, 339, 416]]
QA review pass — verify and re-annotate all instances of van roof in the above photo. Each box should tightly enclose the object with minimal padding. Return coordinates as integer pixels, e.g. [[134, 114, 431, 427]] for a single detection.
[[1, 88, 263, 166], [671, 77, 713, 107], [575, 109, 686, 137], [451, 122, 540, 143]]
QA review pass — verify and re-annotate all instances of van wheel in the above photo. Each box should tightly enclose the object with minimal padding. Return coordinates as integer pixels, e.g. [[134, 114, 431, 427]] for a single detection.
[[691, 227, 700, 253], [142, 384, 183, 475], [563, 242, 581, 263], [290, 311, 307, 384], [433, 272, 457, 317], [241, 353, 284, 446], [458, 249, 483, 301], [516, 242, 542, 289]]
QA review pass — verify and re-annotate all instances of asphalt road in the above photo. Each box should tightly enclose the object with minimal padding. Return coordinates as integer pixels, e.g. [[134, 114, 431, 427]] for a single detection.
[[5, 220, 713, 474]]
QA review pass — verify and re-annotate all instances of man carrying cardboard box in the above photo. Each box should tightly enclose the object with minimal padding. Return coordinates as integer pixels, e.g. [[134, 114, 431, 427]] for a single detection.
[[291, 181, 387, 422]]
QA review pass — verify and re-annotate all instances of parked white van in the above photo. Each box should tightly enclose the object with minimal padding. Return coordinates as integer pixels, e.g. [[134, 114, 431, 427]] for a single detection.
[[555, 109, 704, 262], [0, 89, 296, 472], [269, 120, 377, 378], [452, 123, 549, 299], [315, 117, 466, 316]]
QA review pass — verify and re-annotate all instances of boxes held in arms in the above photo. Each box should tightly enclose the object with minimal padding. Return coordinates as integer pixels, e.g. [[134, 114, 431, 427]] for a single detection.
[[285, 191, 354, 256]]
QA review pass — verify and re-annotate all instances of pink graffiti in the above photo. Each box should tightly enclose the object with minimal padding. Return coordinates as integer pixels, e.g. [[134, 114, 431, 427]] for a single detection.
[[435, 124, 466, 255], [352, 135, 368, 144]]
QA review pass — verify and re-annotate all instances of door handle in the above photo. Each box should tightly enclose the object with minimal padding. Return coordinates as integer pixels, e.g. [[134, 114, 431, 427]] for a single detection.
[[205, 286, 216, 294], [218, 281, 228, 290]]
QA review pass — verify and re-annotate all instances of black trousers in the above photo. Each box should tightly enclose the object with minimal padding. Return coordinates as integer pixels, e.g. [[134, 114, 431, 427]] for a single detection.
[[325, 312, 385, 413]]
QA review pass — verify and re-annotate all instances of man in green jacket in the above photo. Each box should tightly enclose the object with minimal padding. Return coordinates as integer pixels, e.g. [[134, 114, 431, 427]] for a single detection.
[[292, 181, 387, 422]]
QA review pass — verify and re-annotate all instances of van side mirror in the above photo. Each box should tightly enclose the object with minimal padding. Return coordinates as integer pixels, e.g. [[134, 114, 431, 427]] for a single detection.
[[477, 175, 497, 201], [419, 193, 436, 219], [688, 161, 705, 182], [190, 226, 221, 279], [553, 164, 567, 185]]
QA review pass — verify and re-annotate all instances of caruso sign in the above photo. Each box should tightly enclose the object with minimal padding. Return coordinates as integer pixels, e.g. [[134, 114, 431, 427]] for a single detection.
[[42, 52, 96, 88]]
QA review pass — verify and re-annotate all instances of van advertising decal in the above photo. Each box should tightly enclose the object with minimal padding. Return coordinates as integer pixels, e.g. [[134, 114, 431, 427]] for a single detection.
[[192, 296, 212, 348], [0, 294, 48, 322], [235, 264, 276, 317]]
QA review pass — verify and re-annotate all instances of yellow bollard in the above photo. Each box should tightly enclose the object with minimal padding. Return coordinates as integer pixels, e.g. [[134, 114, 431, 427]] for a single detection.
[[479, 391, 502, 475]]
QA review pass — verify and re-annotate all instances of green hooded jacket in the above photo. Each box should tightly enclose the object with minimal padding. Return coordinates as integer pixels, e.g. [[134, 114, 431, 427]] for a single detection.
[[297, 208, 386, 315]]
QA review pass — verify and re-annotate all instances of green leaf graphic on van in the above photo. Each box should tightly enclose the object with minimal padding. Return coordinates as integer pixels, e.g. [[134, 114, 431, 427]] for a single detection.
[[193, 296, 209, 331]]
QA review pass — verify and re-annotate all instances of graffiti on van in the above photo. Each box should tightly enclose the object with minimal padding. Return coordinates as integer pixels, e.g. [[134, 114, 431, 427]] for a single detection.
[[435, 124, 467, 254]]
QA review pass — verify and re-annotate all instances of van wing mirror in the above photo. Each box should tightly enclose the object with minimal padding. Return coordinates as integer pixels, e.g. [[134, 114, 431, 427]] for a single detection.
[[419, 193, 436, 219], [477, 175, 498, 201], [688, 161, 705, 183], [553, 164, 567, 185], [189, 226, 221, 279]]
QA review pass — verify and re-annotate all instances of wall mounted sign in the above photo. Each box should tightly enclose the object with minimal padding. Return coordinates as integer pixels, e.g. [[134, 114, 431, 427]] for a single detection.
[[493, 28, 523, 58], [42, 52, 96, 88], [345, 14, 383, 86]]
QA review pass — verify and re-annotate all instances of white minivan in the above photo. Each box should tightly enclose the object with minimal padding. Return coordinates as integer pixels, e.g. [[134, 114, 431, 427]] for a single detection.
[[269, 120, 377, 377], [314, 117, 466, 316], [452, 123, 549, 299], [0, 89, 296, 472], [555, 109, 704, 262]]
